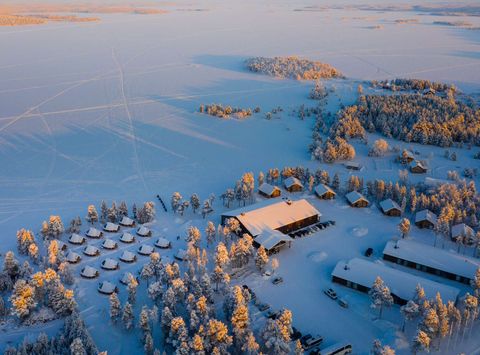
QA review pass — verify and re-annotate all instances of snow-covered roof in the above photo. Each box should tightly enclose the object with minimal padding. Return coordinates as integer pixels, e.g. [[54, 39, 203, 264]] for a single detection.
[[383, 239, 480, 280], [344, 161, 361, 169], [120, 233, 135, 243], [254, 229, 291, 251], [222, 198, 321, 237], [81, 266, 99, 278], [83, 245, 100, 256], [175, 249, 188, 261], [98, 281, 117, 294], [102, 239, 117, 249], [104, 222, 120, 232], [332, 258, 460, 303], [155, 237, 171, 248], [345, 191, 369, 205], [415, 209, 437, 225], [314, 184, 336, 197], [86, 227, 102, 238], [57, 240, 67, 250], [120, 272, 135, 285], [137, 226, 151, 236], [101, 258, 119, 270], [66, 252, 81, 263], [138, 244, 154, 255], [120, 251, 136, 262], [69, 233, 85, 244], [451, 223, 474, 239], [258, 183, 280, 196], [379, 199, 401, 213], [284, 176, 303, 189], [120, 216, 135, 226], [410, 160, 426, 170]]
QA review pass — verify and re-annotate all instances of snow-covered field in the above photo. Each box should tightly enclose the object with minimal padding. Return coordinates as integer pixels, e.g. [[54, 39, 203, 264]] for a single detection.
[[0, 0, 480, 353]]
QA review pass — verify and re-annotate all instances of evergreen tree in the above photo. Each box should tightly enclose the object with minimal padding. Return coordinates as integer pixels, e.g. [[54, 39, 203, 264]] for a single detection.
[[398, 218, 411, 239], [190, 194, 201, 213], [109, 292, 121, 322], [255, 246, 269, 273], [70, 337, 86, 355], [122, 302, 134, 330], [100, 200, 108, 223], [369, 276, 393, 319]]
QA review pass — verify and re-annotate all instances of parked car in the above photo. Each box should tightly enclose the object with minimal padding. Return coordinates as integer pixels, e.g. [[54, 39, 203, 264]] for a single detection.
[[324, 288, 338, 300], [300, 334, 312, 346], [303, 336, 324, 350], [291, 327, 302, 341], [265, 309, 279, 319], [365, 247, 374, 257], [338, 298, 349, 308], [263, 270, 272, 277], [272, 277, 283, 285], [257, 303, 270, 312]]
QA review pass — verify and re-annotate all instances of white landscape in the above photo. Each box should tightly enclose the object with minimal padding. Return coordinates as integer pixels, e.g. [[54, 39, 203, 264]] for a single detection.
[[0, 0, 480, 354]]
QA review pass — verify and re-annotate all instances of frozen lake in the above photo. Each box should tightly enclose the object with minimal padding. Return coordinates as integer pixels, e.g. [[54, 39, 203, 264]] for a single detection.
[[0, 0, 479, 242]]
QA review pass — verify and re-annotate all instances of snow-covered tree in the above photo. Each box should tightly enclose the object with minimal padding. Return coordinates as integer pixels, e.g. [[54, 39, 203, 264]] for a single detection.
[[70, 337, 86, 355], [118, 201, 128, 218], [139, 306, 151, 336], [108, 292, 121, 323], [148, 281, 163, 305], [401, 300, 420, 332], [100, 200, 108, 223], [294, 339, 304, 355], [127, 274, 138, 304], [255, 246, 269, 273], [4, 251, 20, 279], [28, 243, 39, 264], [412, 329, 430, 354], [202, 199, 213, 219], [58, 262, 74, 285], [190, 194, 201, 213], [205, 319, 232, 354], [261, 318, 290, 355], [161, 306, 174, 335], [122, 302, 134, 330], [47, 215, 64, 239], [206, 222, 216, 247], [171, 192, 183, 212], [215, 243, 230, 268], [398, 218, 411, 239], [369, 276, 393, 319], [16, 229, 35, 255], [187, 226, 202, 250], [271, 258, 279, 274], [86, 205, 98, 224], [371, 339, 395, 355]]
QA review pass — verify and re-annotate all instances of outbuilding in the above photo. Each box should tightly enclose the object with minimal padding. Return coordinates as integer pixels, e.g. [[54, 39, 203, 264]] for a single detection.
[[98, 281, 118, 295], [345, 191, 369, 208], [119, 251, 137, 263], [415, 209, 437, 229], [175, 249, 188, 261], [104, 222, 120, 233], [69, 233, 86, 245], [119, 216, 135, 227], [120, 233, 135, 244], [221, 198, 320, 238], [253, 230, 292, 255], [332, 258, 460, 305], [155, 237, 171, 249], [83, 245, 100, 257], [283, 177, 304, 192], [314, 184, 336, 200], [137, 226, 152, 237], [102, 239, 118, 250], [138, 244, 154, 256], [344, 162, 362, 171], [80, 266, 99, 279], [258, 183, 281, 198], [86, 227, 103, 239], [101, 258, 119, 270], [383, 239, 480, 285], [379, 199, 402, 217], [410, 160, 427, 174], [66, 251, 81, 264], [451, 223, 475, 244]]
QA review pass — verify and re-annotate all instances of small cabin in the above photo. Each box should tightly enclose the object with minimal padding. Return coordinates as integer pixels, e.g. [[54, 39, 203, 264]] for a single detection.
[[86, 227, 103, 239], [104, 222, 120, 233], [410, 160, 427, 174], [119, 216, 135, 227], [137, 226, 152, 237], [379, 199, 402, 217], [415, 209, 437, 229], [258, 183, 281, 198], [101, 258, 119, 270], [284, 177, 303, 192], [314, 184, 336, 200], [83, 245, 100, 257], [98, 281, 118, 295], [451, 223, 475, 244], [175, 249, 188, 261], [155, 237, 171, 249], [119, 251, 137, 263], [344, 162, 361, 171], [102, 239, 118, 250], [138, 244, 154, 256], [80, 266, 99, 279], [120, 233, 135, 243], [345, 191, 369, 208], [69, 233, 86, 245], [399, 149, 415, 164], [66, 252, 81, 264]]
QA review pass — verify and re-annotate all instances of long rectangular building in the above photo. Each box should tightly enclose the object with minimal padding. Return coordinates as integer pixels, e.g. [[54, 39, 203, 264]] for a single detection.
[[332, 258, 460, 305], [221, 198, 321, 237], [383, 239, 480, 285]]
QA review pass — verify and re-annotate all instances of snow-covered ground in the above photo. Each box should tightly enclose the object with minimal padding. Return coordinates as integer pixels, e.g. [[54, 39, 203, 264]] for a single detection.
[[0, 0, 480, 353]]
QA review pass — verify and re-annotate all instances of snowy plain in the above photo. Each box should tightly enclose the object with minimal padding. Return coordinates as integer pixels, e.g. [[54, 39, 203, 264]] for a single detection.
[[0, 0, 480, 353]]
